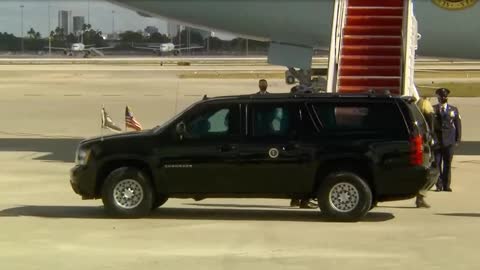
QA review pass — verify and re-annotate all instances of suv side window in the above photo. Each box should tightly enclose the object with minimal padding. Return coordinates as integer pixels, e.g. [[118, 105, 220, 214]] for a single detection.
[[184, 104, 240, 139], [251, 103, 293, 137], [298, 103, 319, 136], [406, 103, 429, 135], [311, 102, 407, 133]]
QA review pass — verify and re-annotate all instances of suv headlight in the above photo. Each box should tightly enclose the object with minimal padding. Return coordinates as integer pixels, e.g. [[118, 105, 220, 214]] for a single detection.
[[75, 148, 91, 165]]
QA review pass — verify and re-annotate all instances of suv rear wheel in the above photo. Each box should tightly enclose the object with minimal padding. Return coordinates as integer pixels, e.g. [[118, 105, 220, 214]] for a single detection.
[[101, 167, 153, 218], [317, 172, 372, 222]]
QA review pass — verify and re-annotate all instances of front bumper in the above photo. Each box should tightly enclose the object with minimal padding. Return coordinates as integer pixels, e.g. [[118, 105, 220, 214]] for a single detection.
[[70, 165, 97, 199]]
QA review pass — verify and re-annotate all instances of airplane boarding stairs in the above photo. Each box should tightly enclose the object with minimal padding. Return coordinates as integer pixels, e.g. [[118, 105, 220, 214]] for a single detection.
[[327, 0, 419, 98]]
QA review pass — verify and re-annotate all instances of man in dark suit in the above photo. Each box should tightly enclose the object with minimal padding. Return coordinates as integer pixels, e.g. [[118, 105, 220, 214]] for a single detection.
[[257, 79, 269, 94], [433, 88, 462, 192]]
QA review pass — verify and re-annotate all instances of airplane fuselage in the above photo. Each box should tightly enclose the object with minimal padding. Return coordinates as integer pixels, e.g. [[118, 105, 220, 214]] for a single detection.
[[108, 0, 480, 59], [158, 43, 176, 52], [71, 43, 86, 52]]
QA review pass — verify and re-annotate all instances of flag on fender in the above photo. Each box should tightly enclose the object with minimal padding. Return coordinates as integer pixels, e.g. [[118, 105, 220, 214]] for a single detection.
[[125, 106, 143, 131], [101, 106, 122, 132]]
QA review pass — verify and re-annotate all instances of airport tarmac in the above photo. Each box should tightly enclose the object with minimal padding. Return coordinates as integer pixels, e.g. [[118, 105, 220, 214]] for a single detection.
[[0, 64, 480, 270], [2, 57, 480, 71]]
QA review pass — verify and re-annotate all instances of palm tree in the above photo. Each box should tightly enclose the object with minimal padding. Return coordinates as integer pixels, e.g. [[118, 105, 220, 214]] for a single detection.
[[82, 24, 92, 32], [27, 28, 36, 39]]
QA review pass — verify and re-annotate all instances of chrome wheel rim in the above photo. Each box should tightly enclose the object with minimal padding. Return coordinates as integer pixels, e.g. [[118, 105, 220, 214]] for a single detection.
[[113, 179, 144, 209], [328, 182, 360, 213]]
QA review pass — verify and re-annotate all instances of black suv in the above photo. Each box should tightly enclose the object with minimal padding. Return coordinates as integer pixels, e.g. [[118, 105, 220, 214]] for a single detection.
[[70, 93, 438, 221]]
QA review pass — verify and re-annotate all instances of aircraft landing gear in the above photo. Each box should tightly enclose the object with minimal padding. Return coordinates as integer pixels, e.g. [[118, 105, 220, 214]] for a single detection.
[[285, 72, 296, 85], [286, 67, 327, 93], [287, 68, 312, 86]]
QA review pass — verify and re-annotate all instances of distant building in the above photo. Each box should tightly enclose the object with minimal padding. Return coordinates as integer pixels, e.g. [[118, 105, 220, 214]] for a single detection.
[[167, 21, 182, 38], [184, 26, 212, 47], [105, 32, 120, 40], [58, 10, 73, 35], [73, 16, 85, 35], [194, 28, 213, 39]]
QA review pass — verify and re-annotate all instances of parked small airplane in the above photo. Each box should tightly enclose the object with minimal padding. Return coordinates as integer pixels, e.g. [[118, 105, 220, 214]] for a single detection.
[[49, 42, 113, 57], [131, 42, 204, 56]]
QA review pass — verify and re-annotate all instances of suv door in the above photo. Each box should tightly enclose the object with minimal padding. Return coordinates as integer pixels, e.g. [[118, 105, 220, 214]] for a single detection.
[[159, 102, 242, 193], [236, 101, 317, 194]]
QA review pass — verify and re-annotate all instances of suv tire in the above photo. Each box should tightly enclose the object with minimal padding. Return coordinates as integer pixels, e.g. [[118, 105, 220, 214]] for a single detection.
[[101, 167, 153, 218], [317, 172, 372, 222]]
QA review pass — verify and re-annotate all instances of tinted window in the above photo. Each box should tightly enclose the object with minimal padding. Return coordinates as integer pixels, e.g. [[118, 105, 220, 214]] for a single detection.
[[298, 105, 318, 136], [252, 104, 292, 137], [185, 104, 239, 139], [407, 103, 429, 135], [312, 102, 406, 132]]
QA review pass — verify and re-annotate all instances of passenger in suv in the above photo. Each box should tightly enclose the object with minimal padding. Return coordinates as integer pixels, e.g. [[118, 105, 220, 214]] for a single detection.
[[70, 93, 438, 221]]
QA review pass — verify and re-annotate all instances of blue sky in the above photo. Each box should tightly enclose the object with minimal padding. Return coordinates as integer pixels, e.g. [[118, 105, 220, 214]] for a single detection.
[[0, 0, 235, 39]]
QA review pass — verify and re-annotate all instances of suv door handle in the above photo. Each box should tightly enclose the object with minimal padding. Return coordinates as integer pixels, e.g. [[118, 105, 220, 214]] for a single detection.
[[218, 144, 237, 152]]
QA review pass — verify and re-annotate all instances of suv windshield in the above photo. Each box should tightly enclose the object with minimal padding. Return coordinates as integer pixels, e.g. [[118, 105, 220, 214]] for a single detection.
[[153, 102, 199, 132]]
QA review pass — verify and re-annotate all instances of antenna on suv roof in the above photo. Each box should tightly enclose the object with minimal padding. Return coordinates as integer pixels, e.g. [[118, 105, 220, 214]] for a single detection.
[[202, 94, 208, 100]]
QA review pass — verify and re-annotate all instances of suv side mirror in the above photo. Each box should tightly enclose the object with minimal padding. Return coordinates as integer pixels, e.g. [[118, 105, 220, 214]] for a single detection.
[[176, 122, 186, 140]]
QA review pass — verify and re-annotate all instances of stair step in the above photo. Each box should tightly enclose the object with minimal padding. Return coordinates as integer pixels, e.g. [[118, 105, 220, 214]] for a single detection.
[[339, 66, 401, 76], [338, 86, 401, 95], [348, 0, 404, 7], [344, 26, 402, 36], [341, 45, 402, 56], [341, 55, 401, 66], [338, 0, 405, 96], [343, 35, 402, 46], [348, 7, 404, 17], [339, 76, 401, 87], [346, 16, 403, 27]]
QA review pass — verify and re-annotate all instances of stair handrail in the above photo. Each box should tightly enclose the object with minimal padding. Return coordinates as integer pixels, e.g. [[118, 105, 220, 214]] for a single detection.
[[335, 0, 349, 92], [401, 0, 415, 97], [327, 0, 348, 93]]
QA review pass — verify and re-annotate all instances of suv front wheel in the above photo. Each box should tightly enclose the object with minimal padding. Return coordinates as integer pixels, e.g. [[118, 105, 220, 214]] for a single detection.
[[318, 172, 372, 222], [101, 167, 154, 218]]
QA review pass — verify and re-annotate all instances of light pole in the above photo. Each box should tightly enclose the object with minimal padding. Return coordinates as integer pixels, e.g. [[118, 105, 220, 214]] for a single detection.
[[47, 1, 51, 34], [48, 2, 51, 55], [112, 10, 115, 34], [20, 4, 24, 54], [187, 27, 191, 55], [88, 0, 91, 25], [178, 25, 182, 48], [206, 37, 210, 54]]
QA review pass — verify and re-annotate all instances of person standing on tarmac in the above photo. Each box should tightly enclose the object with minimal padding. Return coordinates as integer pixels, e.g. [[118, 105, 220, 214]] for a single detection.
[[289, 86, 317, 209], [432, 88, 462, 192], [257, 79, 269, 94], [415, 96, 436, 208]]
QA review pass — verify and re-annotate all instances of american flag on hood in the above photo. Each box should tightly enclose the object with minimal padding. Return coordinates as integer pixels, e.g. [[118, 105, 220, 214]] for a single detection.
[[125, 106, 143, 131]]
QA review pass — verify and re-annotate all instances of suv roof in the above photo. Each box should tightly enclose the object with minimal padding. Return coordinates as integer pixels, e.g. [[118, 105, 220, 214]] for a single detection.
[[200, 93, 416, 103]]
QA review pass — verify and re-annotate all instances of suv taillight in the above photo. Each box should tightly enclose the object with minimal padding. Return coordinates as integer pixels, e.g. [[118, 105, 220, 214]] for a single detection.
[[410, 135, 423, 166]]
